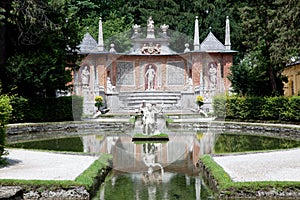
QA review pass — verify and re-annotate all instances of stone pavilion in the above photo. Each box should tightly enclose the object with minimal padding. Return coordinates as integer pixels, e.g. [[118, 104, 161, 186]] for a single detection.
[[75, 16, 236, 115]]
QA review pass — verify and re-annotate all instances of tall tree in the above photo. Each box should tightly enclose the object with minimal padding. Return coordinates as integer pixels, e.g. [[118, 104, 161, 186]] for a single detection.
[[239, 0, 298, 95], [269, 0, 300, 66], [0, 0, 98, 97]]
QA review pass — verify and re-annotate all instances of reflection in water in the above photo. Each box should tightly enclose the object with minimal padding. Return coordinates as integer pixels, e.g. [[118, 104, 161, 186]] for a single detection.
[[8, 128, 300, 199], [97, 172, 207, 200], [81, 132, 216, 173], [82, 131, 216, 200]]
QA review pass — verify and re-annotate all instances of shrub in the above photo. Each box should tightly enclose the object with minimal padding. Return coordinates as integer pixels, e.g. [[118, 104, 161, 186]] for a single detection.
[[261, 96, 288, 120], [281, 96, 300, 122], [213, 94, 227, 118], [216, 95, 299, 122], [0, 94, 12, 160], [9, 95, 29, 123]]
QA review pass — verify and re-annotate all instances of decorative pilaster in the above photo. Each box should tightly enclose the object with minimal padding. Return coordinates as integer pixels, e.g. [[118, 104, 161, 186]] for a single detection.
[[97, 17, 104, 52], [225, 16, 231, 50], [194, 16, 200, 51]]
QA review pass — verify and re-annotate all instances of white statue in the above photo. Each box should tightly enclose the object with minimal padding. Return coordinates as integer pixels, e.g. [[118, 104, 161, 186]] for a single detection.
[[81, 66, 90, 86], [187, 77, 193, 91], [145, 65, 156, 90], [140, 103, 163, 135], [209, 63, 217, 88], [106, 77, 115, 92], [147, 16, 154, 32], [146, 16, 155, 38]]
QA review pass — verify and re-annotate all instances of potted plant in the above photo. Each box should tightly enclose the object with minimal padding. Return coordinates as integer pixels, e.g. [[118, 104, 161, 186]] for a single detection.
[[196, 95, 204, 108], [94, 96, 103, 111]]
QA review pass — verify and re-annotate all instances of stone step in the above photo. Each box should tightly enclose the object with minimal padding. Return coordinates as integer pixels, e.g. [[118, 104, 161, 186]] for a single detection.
[[118, 91, 182, 110], [119, 92, 181, 98], [127, 99, 178, 105], [121, 96, 180, 101]]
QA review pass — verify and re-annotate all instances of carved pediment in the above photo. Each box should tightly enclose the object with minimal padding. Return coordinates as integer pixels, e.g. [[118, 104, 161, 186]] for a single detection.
[[141, 43, 161, 54]]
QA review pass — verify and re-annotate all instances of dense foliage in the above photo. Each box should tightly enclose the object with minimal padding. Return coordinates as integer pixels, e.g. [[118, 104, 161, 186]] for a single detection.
[[0, 0, 298, 122], [10, 96, 83, 123], [213, 95, 300, 122], [0, 92, 12, 161]]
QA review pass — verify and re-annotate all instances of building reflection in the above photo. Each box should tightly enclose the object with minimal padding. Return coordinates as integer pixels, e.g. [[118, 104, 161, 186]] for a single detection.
[[81, 130, 216, 199]]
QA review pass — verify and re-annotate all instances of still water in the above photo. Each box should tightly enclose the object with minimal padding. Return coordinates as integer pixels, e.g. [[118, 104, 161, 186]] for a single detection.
[[8, 130, 300, 200]]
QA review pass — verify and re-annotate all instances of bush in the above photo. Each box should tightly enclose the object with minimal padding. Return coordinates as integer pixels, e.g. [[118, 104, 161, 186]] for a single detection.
[[213, 94, 226, 118], [214, 95, 300, 122], [10, 95, 29, 123], [261, 96, 288, 120], [0, 94, 12, 159], [281, 96, 300, 122], [9, 95, 83, 123]]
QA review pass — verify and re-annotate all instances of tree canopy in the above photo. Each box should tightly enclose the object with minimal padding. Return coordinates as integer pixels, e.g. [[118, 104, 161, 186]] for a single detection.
[[0, 0, 298, 98]]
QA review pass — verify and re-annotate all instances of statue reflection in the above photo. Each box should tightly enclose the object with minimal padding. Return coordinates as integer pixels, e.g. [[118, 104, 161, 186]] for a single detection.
[[142, 143, 164, 200]]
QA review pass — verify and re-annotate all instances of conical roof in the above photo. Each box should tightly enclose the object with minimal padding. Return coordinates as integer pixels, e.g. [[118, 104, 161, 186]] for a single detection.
[[78, 32, 97, 54], [200, 31, 225, 52]]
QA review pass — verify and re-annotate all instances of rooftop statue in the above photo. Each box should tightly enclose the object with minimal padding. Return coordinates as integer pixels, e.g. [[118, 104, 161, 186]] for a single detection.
[[146, 16, 155, 39]]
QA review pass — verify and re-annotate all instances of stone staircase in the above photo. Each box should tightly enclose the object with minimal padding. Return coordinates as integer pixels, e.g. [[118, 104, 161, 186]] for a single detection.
[[119, 91, 182, 110]]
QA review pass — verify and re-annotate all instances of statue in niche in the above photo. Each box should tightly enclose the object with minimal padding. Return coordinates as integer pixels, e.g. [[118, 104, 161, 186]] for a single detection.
[[186, 77, 193, 91], [106, 77, 115, 92], [81, 66, 90, 86], [209, 63, 217, 88], [145, 65, 156, 90]]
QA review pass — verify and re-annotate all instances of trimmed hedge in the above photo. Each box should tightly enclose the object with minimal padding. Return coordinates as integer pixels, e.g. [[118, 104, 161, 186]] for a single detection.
[[213, 95, 300, 122], [10, 95, 83, 123]]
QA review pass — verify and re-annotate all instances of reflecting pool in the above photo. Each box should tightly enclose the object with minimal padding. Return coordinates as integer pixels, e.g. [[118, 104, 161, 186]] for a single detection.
[[7, 128, 300, 199]]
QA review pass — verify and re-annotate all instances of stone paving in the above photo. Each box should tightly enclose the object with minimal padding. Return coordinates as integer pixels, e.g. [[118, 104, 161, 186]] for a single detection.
[[0, 149, 99, 180], [213, 148, 300, 182]]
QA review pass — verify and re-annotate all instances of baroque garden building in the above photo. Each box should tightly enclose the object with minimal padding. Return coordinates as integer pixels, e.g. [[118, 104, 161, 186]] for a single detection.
[[75, 16, 236, 115]]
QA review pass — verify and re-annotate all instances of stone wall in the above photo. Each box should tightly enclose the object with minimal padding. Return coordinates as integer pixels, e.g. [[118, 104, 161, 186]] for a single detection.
[[167, 121, 300, 140], [6, 121, 134, 143]]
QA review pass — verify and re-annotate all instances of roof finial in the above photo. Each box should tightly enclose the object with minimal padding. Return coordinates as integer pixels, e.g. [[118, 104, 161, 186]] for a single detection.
[[194, 16, 200, 51], [225, 16, 231, 50], [97, 17, 104, 52]]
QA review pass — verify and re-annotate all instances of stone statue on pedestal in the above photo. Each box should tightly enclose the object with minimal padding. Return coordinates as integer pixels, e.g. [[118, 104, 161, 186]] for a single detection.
[[146, 16, 155, 39]]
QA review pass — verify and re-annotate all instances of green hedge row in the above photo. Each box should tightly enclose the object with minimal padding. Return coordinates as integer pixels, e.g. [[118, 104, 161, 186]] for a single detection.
[[0, 94, 12, 160], [10, 95, 83, 123], [213, 95, 300, 122]]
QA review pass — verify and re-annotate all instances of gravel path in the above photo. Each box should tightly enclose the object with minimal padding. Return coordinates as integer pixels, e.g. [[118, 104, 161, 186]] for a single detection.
[[0, 149, 99, 180], [213, 148, 300, 182]]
